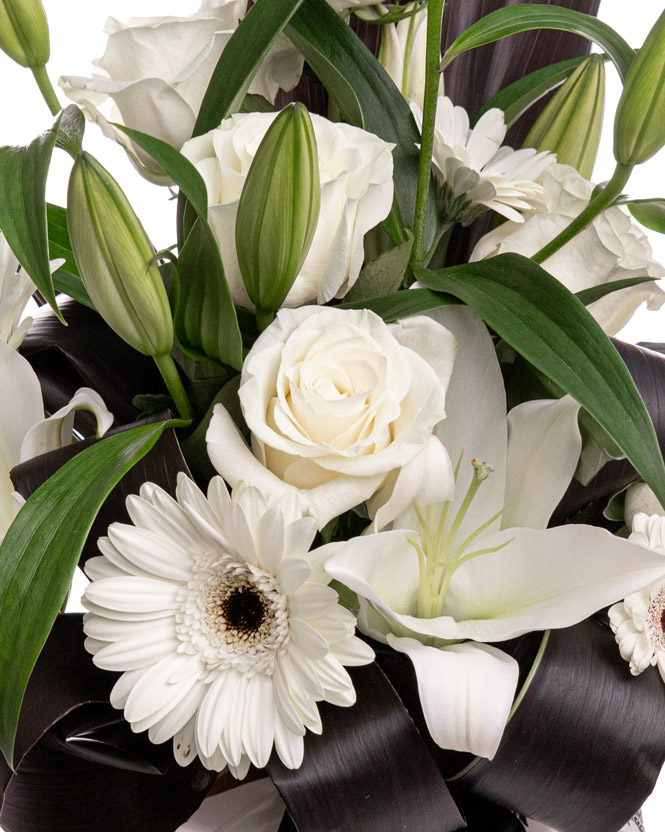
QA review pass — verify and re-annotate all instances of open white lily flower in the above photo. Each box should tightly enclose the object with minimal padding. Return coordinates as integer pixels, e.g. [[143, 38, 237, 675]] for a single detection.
[[325, 306, 665, 760], [410, 97, 554, 225], [82, 474, 374, 777], [609, 513, 665, 679]]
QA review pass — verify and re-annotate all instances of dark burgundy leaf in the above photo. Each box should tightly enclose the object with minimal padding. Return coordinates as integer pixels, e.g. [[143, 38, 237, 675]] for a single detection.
[[552, 340, 665, 525], [0, 615, 216, 832], [266, 662, 464, 832], [11, 427, 189, 567], [20, 298, 163, 429], [448, 619, 665, 832]]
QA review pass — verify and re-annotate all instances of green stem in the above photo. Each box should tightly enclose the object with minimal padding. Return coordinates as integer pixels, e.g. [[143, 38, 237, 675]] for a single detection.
[[532, 161, 633, 265], [153, 353, 193, 424], [411, 0, 445, 266], [256, 309, 275, 332], [31, 64, 61, 117]]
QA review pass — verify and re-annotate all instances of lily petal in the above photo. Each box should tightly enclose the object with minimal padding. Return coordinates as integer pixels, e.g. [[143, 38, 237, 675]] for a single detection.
[[387, 634, 519, 759], [504, 395, 581, 530]]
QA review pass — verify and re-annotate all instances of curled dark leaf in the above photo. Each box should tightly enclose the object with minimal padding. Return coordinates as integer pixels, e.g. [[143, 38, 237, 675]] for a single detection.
[[0, 615, 216, 832]]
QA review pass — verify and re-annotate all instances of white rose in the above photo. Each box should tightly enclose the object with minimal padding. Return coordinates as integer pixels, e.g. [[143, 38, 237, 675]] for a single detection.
[[471, 162, 665, 335], [206, 306, 457, 528], [59, 0, 303, 184], [181, 111, 395, 307]]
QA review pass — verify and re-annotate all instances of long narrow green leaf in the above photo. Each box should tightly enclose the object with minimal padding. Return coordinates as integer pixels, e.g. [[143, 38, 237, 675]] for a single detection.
[[287, 0, 436, 245], [0, 117, 64, 322], [338, 287, 458, 322], [474, 56, 586, 128], [0, 421, 167, 768], [194, 0, 304, 137], [47, 203, 94, 308], [413, 254, 665, 506], [441, 6, 634, 82], [112, 126, 242, 371], [575, 276, 656, 306], [625, 199, 665, 234]]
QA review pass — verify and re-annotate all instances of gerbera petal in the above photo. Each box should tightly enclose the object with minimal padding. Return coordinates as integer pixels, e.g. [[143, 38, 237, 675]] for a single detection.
[[174, 715, 197, 767], [242, 673, 276, 768], [256, 506, 285, 573], [288, 583, 339, 619], [330, 635, 375, 666], [196, 670, 238, 758], [92, 621, 179, 671], [387, 635, 519, 759], [124, 653, 201, 723], [279, 558, 311, 594], [274, 719, 305, 770], [148, 680, 208, 745], [84, 576, 180, 613], [107, 524, 194, 582]]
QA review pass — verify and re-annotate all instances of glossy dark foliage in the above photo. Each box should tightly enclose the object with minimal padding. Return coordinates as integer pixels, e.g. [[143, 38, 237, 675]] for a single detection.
[[451, 619, 665, 832], [552, 340, 665, 525], [10, 427, 188, 568], [19, 299, 163, 431], [0, 615, 216, 832], [266, 662, 465, 832]]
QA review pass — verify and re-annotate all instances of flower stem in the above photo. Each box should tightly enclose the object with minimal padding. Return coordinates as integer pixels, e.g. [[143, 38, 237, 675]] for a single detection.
[[153, 352, 193, 424], [531, 161, 633, 265], [31, 64, 61, 117], [411, 0, 445, 266]]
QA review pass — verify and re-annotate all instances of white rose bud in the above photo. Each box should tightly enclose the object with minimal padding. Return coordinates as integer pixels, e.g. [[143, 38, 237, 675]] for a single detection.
[[182, 111, 395, 308]]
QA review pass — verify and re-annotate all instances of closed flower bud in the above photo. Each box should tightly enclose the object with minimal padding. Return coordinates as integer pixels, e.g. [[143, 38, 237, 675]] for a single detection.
[[235, 103, 320, 322], [67, 152, 173, 357], [523, 54, 605, 180], [614, 9, 665, 166], [0, 0, 49, 68]]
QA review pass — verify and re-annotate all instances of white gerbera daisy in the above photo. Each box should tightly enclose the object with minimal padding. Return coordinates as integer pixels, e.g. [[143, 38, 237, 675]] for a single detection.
[[609, 513, 665, 678], [82, 473, 374, 778], [411, 96, 554, 225]]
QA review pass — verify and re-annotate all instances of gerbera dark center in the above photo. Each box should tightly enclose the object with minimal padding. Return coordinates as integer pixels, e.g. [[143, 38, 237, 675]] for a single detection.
[[222, 588, 266, 633], [660, 608, 665, 635]]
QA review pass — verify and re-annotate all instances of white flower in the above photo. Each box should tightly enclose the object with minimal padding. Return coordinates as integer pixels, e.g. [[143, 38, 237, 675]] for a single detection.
[[410, 96, 554, 225], [180, 111, 394, 308], [0, 340, 113, 539], [609, 513, 665, 679], [324, 306, 665, 760], [0, 234, 36, 349], [59, 0, 303, 184], [471, 163, 665, 336], [378, 3, 440, 110], [206, 306, 456, 529], [82, 474, 374, 777]]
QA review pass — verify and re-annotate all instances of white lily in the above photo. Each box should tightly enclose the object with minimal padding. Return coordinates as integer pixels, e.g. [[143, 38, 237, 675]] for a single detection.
[[325, 306, 665, 760], [0, 340, 113, 539]]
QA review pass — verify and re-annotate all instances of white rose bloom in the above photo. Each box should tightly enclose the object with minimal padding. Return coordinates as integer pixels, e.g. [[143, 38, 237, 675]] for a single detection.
[[471, 163, 665, 336], [59, 0, 304, 184], [378, 3, 440, 110], [411, 96, 554, 225], [207, 306, 457, 529], [609, 513, 665, 680], [181, 111, 395, 307], [82, 475, 374, 777]]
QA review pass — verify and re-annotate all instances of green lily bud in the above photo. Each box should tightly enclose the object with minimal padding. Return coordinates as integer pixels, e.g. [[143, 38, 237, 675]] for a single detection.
[[0, 0, 49, 67], [614, 9, 665, 166], [67, 152, 173, 357], [236, 103, 320, 324], [523, 54, 605, 180]]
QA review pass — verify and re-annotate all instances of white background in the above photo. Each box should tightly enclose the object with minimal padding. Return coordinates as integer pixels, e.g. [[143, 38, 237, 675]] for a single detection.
[[1, 1, 665, 829]]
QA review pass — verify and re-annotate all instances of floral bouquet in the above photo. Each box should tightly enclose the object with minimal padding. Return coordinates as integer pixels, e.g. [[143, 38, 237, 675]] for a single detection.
[[1, 0, 665, 830]]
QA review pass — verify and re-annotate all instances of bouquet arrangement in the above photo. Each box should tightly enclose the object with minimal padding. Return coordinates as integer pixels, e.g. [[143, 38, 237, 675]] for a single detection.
[[1, 0, 665, 830]]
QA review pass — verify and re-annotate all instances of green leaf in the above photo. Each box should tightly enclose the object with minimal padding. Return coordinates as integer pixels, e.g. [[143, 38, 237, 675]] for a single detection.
[[112, 125, 242, 371], [287, 0, 436, 246], [0, 116, 64, 322], [441, 6, 635, 82], [194, 0, 304, 137], [0, 421, 167, 768], [475, 56, 587, 128], [413, 254, 665, 507], [338, 286, 458, 322], [344, 233, 413, 303], [47, 203, 78, 277], [174, 219, 242, 370], [113, 125, 209, 220], [626, 199, 665, 234], [575, 276, 656, 306]]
